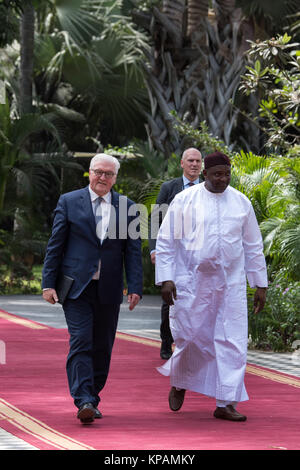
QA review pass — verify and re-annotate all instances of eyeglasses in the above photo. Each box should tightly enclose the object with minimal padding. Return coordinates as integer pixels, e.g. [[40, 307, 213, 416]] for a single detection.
[[91, 169, 116, 179]]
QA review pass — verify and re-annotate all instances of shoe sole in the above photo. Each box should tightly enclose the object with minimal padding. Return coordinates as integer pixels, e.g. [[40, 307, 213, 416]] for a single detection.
[[213, 411, 247, 422]]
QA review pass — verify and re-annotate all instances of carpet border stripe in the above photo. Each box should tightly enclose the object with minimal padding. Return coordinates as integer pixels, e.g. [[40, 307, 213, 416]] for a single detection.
[[0, 399, 94, 450], [0, 310, 48, 330], [116, 332, 300, 389], [246, 364, 300, 388]]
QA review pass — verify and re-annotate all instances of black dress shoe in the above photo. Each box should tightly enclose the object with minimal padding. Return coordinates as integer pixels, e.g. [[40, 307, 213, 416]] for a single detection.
[[77, 403, 96, 424], [94, 408, 103, 419], [160, 340, 173, 360], [168, 387, 186, 411]]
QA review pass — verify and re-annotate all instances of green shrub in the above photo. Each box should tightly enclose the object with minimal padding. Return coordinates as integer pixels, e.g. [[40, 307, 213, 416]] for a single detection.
[[248, 281, 300, 351]]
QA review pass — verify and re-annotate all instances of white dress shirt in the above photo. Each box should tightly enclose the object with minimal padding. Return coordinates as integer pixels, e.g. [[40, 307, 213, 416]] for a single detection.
[[182, 175, 200, 189], [89, 186, 112, 279]]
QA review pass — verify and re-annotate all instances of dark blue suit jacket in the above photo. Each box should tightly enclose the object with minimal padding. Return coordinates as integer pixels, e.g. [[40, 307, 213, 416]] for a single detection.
[[42, 186, 143, 304], [148, 176, 203, 252]]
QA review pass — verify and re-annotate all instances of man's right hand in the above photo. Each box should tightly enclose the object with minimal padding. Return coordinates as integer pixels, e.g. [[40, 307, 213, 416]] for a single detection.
[[43, 288, 58, 304], [150, 251, 156, 264], [161, 281, 177, 305]]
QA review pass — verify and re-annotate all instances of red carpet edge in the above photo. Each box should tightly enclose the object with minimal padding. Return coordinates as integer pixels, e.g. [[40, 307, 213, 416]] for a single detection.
[[0, 309, 299, 450]]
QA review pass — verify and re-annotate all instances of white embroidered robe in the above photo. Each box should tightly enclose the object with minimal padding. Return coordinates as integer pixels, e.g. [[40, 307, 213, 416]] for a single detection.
[[155, 183, 268, 402]]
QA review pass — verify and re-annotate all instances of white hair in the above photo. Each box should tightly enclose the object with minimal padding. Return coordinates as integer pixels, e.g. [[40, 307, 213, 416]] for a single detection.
[[90, 153, 120, 174]]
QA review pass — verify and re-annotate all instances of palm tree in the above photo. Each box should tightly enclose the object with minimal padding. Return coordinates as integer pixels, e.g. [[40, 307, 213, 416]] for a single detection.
[[19, 0, 35, 115], [31, 0, 150, 147], [0, 97, 63, 212], [132, 0, 246, 155], [133, 0, 300, 155]]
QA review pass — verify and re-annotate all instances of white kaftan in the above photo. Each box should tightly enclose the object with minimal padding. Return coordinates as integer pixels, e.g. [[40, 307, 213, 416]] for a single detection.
[[155, 183, 267, 403]]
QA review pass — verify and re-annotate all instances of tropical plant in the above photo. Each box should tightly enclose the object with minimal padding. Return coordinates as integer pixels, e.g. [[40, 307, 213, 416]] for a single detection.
[[130, 2, 273, 155], [0, 0, 151, 150], [248, 280, 300, 352], [260, 157, 300, 282], [231, 150, 279, 223], [19, 0, 35, 115], [31, 0, 150, 147], [239, 34, 300, 154], [236, 0, 300, 39], [0, 97, 62, 211], [0, 0, 23, 47]]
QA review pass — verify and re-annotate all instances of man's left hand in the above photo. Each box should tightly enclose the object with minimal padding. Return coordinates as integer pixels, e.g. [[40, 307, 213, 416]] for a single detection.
[[253, 287, 267, 314], [128, 293, 141, 311]]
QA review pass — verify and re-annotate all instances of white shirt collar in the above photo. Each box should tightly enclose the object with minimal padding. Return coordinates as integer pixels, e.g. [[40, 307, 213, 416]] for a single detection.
[[89, 185, 111, 203], [182, 175, 199, 187]]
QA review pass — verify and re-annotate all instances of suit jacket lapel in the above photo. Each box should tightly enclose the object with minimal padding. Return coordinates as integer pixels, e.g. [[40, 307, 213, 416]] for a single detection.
[[178, 177, 184, 191]]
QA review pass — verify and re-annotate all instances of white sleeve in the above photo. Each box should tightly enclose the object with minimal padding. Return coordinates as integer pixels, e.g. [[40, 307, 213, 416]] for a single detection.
[[242, 204, 268, 288]]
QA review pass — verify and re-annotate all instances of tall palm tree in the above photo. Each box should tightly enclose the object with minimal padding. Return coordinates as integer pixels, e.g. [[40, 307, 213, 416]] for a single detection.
[[133, 0, 246, 155], [133, 0, 300, 155], [19, 0, 35, 115]]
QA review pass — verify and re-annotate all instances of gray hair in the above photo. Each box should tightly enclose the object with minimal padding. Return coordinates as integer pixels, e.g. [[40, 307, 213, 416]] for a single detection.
[[90, 153, 120, 174], [181, 148, 202, 161]]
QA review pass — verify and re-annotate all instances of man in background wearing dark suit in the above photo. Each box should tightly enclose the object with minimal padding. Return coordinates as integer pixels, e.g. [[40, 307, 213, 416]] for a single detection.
[[42, 153, 143, 424], [149, 148, 203, 359]]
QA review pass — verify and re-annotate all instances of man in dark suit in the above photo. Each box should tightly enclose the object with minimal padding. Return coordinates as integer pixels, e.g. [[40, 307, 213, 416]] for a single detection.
[[149, 148, 203, 359], [42, 153, 143, 424]]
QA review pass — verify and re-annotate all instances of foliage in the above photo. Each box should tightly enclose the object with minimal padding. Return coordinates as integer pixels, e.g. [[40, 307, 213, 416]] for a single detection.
[[239, 34, 300, 153], [248, 281, 300, 352], [31, 0, 150, 147], [0, 97, 61, 211], [260, 156, 300, 281], [0, 0, 23, 47], [0, 251, 43, 295], [0, 226, 45, 294], [236, 0, 300, 38], [171, 114, 232, 155]]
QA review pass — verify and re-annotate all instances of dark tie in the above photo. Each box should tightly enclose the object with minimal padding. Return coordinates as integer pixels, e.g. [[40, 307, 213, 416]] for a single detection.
[[94, 197, 103, 238], [188, 182, 194, 187]]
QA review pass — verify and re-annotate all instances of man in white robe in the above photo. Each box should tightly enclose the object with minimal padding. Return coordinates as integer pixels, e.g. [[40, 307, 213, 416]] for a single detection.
[[155, 151, 268, 421]]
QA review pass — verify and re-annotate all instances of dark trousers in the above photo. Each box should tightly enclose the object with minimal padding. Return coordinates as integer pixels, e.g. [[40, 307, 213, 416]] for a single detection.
[[63, 281, 120, 409], [160, 301, 173, 344]]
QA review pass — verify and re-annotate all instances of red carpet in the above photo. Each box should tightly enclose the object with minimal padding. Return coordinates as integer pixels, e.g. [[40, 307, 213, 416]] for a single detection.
[[0, 309, 299, 450]]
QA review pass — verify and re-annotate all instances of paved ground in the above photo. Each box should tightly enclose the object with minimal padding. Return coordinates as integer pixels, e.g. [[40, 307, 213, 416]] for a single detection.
[[0, 294, 299, 450], [0, 294, 162, 335]]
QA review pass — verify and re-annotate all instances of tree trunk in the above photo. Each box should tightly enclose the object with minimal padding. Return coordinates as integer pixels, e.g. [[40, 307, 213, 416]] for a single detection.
[[137, 1, 248, 155], [186, 0, 209, 85], [162, 0, 185, 33], [187, 0, 209, 39], [19, 1, 35, 115]]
